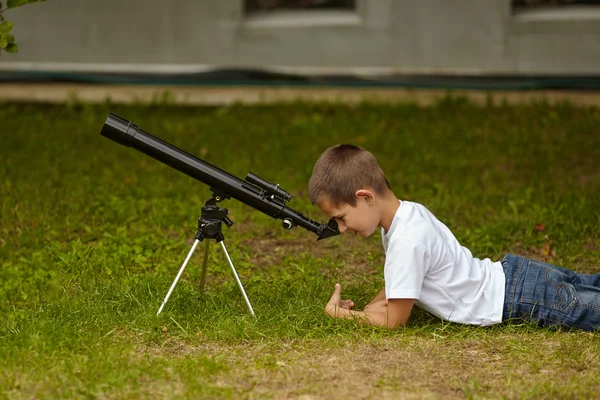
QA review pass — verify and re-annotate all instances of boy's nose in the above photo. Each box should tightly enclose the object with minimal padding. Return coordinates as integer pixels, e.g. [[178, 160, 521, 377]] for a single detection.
[[338, 224, 347, 233]]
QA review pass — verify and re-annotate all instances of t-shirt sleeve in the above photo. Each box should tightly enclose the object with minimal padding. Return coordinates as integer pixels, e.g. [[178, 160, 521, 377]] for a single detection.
[[384, 238, 429, 300]]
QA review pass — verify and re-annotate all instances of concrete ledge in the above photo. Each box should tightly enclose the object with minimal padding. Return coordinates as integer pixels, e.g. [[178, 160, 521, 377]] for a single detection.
[[1, 83, 600, 107]]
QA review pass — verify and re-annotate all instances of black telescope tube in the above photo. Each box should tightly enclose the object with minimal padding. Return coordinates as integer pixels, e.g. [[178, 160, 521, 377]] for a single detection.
[[100, 113, 339, 240]]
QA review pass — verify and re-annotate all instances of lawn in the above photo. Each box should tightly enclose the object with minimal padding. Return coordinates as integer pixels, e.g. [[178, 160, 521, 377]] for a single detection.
[[1, 96, 599, 399]]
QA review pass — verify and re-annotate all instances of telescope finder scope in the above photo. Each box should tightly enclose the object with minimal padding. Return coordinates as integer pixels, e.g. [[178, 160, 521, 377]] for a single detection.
[[245, 172, 292, 202]]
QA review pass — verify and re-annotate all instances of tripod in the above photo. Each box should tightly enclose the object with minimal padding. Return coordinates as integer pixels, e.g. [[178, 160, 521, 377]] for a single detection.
[[156, 194, 255, 316]]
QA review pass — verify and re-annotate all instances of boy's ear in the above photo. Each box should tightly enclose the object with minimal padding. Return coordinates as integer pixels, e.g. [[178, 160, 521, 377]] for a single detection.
[[355, 189, 374, 204]]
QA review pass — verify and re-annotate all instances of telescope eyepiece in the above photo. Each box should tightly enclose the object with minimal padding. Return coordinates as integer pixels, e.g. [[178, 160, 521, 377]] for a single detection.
[[245, 172, 292, 202]]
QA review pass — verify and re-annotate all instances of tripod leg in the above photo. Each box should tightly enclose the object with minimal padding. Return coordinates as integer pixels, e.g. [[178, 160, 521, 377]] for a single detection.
[[157, 239, 201, 315], [199, 240, 210, 293], [220, 241, 255, 316]]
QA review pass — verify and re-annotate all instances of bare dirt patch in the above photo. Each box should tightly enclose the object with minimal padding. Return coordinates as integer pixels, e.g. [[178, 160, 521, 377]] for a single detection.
[[582, 238, 599, 253], [508, 236, 600, 274], [237, 228, 384, 272], [138, 332, 600, 399]]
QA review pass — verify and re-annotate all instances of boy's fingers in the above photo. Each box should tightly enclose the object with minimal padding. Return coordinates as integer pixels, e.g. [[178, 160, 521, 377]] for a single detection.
[[328, 283, 342, 306], [339, 299, 354, 309]]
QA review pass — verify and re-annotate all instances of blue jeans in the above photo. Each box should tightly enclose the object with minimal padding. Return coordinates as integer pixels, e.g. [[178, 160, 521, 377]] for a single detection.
[[502, 254, 600, 331]]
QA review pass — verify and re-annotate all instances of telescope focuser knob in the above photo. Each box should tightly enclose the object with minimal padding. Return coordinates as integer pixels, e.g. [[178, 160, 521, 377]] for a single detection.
[[282, 218, 294, 230]]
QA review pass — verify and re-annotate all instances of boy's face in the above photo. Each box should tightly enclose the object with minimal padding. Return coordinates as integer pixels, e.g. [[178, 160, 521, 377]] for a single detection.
[[319, 192, 381, 238]]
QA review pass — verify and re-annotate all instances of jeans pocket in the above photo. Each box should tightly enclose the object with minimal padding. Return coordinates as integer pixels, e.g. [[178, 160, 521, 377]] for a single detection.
[[521, 260, 578, 314]]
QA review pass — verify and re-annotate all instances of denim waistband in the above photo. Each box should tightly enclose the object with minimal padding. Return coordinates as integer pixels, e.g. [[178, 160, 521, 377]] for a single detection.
[[501, 254, 528, 321]]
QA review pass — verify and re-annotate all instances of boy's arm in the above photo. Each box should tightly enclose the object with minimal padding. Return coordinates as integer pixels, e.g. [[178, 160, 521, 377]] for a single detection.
[[365, 288, 386, 307], [325, 284, 414, 329]]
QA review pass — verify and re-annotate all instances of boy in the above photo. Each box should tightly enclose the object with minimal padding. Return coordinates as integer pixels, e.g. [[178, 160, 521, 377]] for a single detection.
[[308, 144, 600, 331]]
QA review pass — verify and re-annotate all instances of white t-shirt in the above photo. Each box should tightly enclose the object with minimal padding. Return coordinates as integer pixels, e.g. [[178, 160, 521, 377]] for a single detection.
[[382, 200, 505, 325]]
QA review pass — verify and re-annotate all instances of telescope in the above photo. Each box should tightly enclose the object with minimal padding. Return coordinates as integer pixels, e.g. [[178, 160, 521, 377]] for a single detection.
[[100, 113, 339, 316]]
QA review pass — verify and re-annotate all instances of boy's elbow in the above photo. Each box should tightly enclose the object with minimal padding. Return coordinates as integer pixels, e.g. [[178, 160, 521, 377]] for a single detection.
[[370, 312, 406, 329], [385, 318, 407, 330], [385, 299, 414, 329]]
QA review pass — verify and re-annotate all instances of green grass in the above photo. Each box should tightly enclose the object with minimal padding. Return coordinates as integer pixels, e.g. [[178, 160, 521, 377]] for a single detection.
[[1, 96, 599, 399]]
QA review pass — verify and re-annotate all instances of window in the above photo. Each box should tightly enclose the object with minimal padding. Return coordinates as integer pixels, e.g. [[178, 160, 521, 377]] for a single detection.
[[513, 0, 600, 11], [512, 0, 600, 21], [242, 0, 361, 29], [245, 0, 356, 14]]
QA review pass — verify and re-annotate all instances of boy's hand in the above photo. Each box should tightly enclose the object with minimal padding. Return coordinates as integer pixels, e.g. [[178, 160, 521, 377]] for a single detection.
[[324, 284, 412, 330], [325, 283, 354, 317], [340, 299, 355, 310]]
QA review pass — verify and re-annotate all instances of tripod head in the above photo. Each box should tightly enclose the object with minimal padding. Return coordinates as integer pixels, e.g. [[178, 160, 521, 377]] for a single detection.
[[195, 195, 232, 243]]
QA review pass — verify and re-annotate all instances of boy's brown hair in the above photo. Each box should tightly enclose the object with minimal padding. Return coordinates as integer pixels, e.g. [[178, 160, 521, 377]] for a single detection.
[[308, 144, 391, 207]]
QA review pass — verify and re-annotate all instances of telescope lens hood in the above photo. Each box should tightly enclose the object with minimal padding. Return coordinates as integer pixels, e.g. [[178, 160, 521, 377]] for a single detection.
[[101, 113, 136, 147]]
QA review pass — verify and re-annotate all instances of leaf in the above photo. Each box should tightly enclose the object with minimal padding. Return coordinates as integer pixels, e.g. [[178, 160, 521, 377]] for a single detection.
[[0, 20, 13, 34], [535, 223, 544, 232], [5, 42, 17, 52], [7, 0, 27, 9], [0, 36, 7, 48]]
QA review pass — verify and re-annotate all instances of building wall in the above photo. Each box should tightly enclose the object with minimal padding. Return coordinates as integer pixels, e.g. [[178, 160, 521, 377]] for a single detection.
[[1, 0, 599, 75]]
